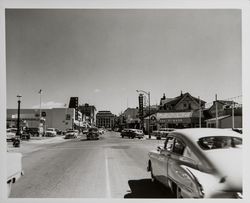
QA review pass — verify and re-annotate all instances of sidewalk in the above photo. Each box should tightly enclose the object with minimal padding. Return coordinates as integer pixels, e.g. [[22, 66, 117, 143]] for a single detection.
[[7, 136, 69, 155]]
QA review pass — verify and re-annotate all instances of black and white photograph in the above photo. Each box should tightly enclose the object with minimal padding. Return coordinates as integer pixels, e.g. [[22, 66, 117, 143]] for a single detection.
[[1, 0, 249, 201]]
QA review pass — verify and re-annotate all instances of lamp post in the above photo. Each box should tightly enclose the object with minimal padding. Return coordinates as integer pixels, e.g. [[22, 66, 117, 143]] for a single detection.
[[16, 95, 22, 136], [38, 89, 43, 136], [136, 90, 151, 139]]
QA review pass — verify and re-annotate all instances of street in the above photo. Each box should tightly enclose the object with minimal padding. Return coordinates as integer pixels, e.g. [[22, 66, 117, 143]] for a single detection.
[[9, 131, 175, 198]]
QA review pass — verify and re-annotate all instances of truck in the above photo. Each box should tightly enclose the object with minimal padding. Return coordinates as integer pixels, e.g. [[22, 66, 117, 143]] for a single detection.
[[7, 152, 24, 196]]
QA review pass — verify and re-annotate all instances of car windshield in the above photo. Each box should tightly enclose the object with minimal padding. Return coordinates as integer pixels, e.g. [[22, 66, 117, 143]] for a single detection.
[[47, 129, 54, 131], [198, 136, 242, 150]]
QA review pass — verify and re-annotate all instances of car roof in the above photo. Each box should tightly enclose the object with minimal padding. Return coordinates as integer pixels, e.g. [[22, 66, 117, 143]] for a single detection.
[[171, 128, 242, 142]]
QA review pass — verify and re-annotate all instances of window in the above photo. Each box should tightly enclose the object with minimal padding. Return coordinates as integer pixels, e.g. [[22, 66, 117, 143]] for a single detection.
[[164, 137, 174, 151], [198, 136, 242, 150], [173, 139, 185, 155], [183, 103, 187, 108]]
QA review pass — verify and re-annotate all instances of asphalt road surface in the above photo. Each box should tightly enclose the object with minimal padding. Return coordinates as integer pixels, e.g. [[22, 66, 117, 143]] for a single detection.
[[9, 131, 175, 198]]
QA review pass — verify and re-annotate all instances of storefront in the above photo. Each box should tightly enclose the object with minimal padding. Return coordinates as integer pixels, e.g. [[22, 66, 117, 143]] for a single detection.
[[145, 111, 205, 131]]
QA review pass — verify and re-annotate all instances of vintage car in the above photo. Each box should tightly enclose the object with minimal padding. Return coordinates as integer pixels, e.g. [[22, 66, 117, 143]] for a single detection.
[[25, 127, 40, 136], [147, 128, 242, 198], [64, 130, 79, 139], [45, 128, 57, 137], [87, 127, 100, 140], [6, 128, 16, 142], [121, 129, 144, 139], [154, 128, 175, 140]]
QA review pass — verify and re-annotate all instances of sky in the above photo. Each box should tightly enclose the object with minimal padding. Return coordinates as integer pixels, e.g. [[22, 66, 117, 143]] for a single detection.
[[6, 9, 242, 115]]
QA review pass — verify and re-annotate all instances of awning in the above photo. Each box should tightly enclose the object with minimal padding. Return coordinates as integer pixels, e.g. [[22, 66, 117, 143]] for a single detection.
[[205, 115, 231, 122]]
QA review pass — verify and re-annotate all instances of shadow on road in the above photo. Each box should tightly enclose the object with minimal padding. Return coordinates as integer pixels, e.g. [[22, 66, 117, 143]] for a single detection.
[[124, 179, 175, 198]]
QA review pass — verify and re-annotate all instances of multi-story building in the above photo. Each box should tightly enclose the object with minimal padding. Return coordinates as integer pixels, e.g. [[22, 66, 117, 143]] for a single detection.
[[96, 111, 115, 129], [79, 103, 96, 125], [144, 92, 206, 131]]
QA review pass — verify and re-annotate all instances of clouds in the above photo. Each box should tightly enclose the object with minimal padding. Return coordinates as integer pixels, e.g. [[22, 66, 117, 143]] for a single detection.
[[32, 101, 65, 109]]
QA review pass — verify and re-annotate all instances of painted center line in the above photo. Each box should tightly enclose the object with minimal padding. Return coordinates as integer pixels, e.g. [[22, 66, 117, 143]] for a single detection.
[[105, 149, 111, 198]]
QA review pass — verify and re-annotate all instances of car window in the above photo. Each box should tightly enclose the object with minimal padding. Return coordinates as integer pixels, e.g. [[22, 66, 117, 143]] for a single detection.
[[164, 137, 174, 151], [172, 138, 185, 155], [198, 136, 242, 150]]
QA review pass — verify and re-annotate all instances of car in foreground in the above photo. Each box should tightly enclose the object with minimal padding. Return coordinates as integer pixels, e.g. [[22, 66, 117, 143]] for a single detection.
[[121, 129, 144, 139], [64, 130, 79, 139], [45, 128, 57, 137], [7, 152, 24, 196], [87, 127, 100, 140], [147, 128, 242, 198]]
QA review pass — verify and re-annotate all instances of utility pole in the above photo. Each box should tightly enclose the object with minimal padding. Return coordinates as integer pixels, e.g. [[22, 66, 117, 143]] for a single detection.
[[148, 91, 151, 138], [215, 94, 218, 128], [232, 101, 235, 129], [199, 96, 201, 128]]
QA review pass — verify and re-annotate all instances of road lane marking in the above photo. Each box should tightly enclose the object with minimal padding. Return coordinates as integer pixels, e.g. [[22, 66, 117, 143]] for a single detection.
[[105, 149, 111, 198]]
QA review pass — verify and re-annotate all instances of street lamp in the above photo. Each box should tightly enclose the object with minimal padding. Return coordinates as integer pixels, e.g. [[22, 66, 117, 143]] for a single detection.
[[16, 95, 22, 136], [136, 90, 151, 139], [38, 89, 43, 137]]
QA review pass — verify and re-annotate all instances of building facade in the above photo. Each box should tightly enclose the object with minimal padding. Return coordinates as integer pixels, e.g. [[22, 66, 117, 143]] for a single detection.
[[205, 100, 242, 128], [79, 103, 96, 125], [7, 108, 78, 132], [144, 92, 206, 132], [96, 111, 115, 128]]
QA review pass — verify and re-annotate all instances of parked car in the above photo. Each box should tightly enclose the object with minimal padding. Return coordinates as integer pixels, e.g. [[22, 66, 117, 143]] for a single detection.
[[55, 128, 63, 135], [147, 128, 242, 198], [152, 128, 175, 140], [87, 127, 100, 140], [64, 130, 79, 139], [7, 152, 24, 196], [25, 127, 40, 137], [6, 128, 16, 142], [98, 128, 105, 134], [121, 129, 144, 139], [19, 131, 31, 140], [45, 128, 57, 137]]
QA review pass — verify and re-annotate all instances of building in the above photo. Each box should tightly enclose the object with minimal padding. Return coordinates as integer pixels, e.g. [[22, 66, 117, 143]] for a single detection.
[[7, 108, 81, 132], [144, 92, 206, 132], [121, 108, 140, 129], [96, 111, 115, 129], [205, 100, 242, 128], [79, 103, 96, 125]]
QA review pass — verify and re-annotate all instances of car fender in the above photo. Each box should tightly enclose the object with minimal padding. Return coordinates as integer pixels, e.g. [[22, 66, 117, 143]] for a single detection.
[[182, 166, 220, 198]]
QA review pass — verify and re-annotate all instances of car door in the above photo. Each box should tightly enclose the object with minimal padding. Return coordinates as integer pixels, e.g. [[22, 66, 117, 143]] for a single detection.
[[167, 137, 196, 197], [155, 136, 174, 184]]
